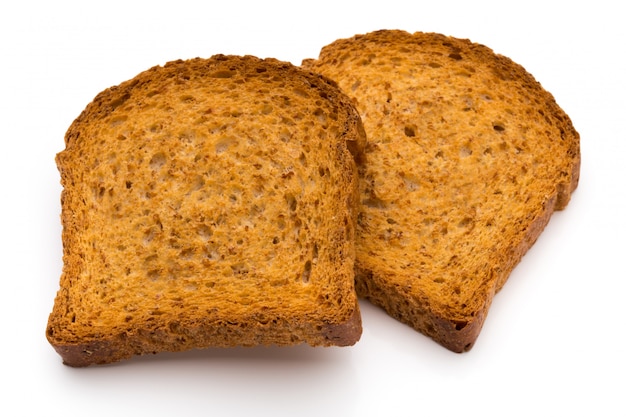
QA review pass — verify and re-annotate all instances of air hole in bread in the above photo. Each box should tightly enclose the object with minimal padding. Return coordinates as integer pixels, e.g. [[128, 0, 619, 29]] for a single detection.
[[204, 246, 220, 261], [292, 87, 309, 98], [285, 193, 297, 211], [149, 152, 167, 170], [110, 93, 131, 110], [448, 53, 463, 61], [401, 173, 420, 192], [293, 217, 302, 238], [143, 227, 158, 245], [298, 152, 307, 167], [454, 321, 468, 331], [363, 196, 386, 209], [459, 146, 472, 158], [313, 108, 327, 127], [279, 128, 291, 143], [197, 224, 212, 240], [210, 70, 235, 78], [215, 138, 237, 154], [146, 89, 161, 98], [190, 175, 205, 192], [231, 263, 248, 275], [404, 125, 416, 137], [252, 184, 264, 198], [94, 185, 105, 200], [109, 115, 128, 127], [458, 217, 473, 229], [301, 260, 312, 284], [180, 94, 195, 103], [261, 104, 273, 115], [335, 294, 343, 306], [493, 123, 506, 132], [180, 248, 195, 259]]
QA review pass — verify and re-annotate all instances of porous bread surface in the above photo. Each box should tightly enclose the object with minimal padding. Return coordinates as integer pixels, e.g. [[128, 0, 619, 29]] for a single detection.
[[303, 30, 580, 352], [47, 55, 365, 366]]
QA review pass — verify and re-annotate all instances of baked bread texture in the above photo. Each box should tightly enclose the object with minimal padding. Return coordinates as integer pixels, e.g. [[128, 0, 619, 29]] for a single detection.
[[303, 30, 580, 352], [47, 55, 365, 366]]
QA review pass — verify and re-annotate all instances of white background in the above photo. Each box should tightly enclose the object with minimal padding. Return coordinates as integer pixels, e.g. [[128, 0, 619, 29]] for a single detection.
[[2, 1, 624, 415]]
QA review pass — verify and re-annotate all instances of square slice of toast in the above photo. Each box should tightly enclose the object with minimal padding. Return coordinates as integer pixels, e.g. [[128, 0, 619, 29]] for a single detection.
[[47, 55, 365, 366]]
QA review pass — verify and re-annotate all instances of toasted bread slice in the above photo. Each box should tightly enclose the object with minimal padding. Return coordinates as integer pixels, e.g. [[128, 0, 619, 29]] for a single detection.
[[47, 55, 365, 366], [303, 30, 580, 352]]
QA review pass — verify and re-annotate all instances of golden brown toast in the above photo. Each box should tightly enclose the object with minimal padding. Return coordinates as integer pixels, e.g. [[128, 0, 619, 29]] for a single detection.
[[47, 55, 365, 366], [303, 30, 580, 352]]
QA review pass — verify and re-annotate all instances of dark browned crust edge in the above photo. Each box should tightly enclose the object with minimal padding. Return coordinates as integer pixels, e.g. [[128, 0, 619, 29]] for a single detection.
[[49, 337, 130, 368], [47, 303, 362, 367], [321, 300, 362, 347]]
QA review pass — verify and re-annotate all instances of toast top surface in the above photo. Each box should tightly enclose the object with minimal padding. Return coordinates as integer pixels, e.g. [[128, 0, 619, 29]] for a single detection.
[[50, 55, 365, 344], [304, 30, 580, 323]]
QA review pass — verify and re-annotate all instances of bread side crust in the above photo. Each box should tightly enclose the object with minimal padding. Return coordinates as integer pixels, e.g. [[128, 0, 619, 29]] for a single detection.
[[48, 300, 362, 367]]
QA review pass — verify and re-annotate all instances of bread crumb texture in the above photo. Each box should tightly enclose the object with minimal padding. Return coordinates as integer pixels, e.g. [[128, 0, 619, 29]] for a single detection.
[[47, 55, 365, 366], [304, 30, 580, 352]]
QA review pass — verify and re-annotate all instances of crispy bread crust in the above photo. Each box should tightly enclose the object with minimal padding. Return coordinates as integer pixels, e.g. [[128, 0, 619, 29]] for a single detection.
[[50, 300, 362, 367]]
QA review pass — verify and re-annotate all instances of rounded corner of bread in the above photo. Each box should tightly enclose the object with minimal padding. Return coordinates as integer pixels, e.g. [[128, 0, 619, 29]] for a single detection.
[[320, 301, 363, 347]]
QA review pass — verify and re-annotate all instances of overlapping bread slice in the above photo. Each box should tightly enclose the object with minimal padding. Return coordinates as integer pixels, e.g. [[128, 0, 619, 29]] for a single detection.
[[303, 30, 580, 352], [47, 55, 365, 366]]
